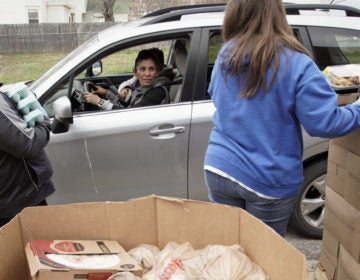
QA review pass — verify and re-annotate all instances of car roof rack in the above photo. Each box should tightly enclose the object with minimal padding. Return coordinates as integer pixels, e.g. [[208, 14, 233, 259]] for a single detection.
[[141, 3, 360, 26], [285, 4, 360, 17], [141, 4, 226, 25], [142, 3, 226, 18]]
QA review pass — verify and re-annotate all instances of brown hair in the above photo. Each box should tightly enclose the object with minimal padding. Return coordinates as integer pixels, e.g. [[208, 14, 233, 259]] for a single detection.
[[222, 0, 312, 98]]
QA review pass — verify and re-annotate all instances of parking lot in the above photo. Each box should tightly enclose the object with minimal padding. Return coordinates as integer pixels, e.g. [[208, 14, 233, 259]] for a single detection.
[[286, 226, 322, 279]]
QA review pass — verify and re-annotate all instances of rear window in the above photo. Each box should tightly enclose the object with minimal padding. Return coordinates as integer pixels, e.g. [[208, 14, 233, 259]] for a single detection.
[[308, 26, 360, 70]]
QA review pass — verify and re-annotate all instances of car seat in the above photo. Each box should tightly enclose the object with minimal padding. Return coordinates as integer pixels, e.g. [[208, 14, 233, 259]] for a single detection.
[[169, 40, 188, 103]]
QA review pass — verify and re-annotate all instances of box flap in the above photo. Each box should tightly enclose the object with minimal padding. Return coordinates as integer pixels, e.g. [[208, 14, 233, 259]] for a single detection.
[[0, 216, 29, 279]]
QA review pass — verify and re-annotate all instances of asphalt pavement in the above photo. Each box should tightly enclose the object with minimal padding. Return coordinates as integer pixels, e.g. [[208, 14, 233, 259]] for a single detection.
[[285, 226, 322, 280]]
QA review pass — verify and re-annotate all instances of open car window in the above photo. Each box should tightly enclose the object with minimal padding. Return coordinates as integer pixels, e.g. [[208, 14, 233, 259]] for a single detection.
[[42, 36, 192, 117]]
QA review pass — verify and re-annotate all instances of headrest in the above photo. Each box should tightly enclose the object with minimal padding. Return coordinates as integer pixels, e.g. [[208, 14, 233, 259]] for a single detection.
[[174, 40, 188, 76]]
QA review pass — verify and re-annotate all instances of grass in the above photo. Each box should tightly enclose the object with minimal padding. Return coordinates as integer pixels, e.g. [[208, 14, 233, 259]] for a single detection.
[[0, 49, 169, 85], [0, 52, 69, 85]]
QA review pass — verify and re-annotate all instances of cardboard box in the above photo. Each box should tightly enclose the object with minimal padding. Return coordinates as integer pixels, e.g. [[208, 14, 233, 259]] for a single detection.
[[337, 92, 360, 106], [344, 172, 360, 211], [0, 195, 309, 280], [25, 239, 141, 280], [323, 188, 360, 263], [333, 128, 360, 155], [326, 161, 346, 197], [327, 141, 360, 206], [344, 151, 360, 211], [319, 228, 340, 279]]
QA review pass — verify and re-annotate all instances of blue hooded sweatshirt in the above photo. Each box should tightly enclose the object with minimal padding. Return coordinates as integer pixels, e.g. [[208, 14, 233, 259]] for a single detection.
[[205, 44, 360, 198]]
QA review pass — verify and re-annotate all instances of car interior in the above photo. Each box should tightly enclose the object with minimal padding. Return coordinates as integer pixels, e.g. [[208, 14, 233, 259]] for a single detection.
[[41, 37, 193, 117]]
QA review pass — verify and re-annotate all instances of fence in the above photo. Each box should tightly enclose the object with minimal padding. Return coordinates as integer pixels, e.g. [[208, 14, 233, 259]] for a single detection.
[[0, 22, 116, 53]]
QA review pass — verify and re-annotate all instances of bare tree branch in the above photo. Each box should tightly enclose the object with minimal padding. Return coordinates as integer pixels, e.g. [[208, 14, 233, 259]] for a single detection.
[[102, 0, 116, 22]]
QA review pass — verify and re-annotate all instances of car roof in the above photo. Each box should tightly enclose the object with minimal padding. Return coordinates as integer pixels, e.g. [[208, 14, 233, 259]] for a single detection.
[[30, 3, 360, 96], [96, 5, 360, 47]]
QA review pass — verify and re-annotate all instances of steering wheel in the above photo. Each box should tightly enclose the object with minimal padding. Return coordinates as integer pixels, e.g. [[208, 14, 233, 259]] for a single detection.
[[71, 81, 100, 111], [84, 81, 98, 93]]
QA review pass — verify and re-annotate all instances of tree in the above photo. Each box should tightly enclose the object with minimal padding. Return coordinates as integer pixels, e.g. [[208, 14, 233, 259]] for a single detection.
[[102, 0, 116, 22]]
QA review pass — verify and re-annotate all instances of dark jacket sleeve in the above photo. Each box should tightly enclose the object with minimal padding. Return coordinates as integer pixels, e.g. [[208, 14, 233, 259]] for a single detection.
[[0, 94, 51, 158], [131, 87, 166, 108]]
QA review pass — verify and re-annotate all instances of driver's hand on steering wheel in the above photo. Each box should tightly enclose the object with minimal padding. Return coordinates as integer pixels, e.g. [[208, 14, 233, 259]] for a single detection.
[[92, 85, 108, 95], [84, 92, 101, 106]]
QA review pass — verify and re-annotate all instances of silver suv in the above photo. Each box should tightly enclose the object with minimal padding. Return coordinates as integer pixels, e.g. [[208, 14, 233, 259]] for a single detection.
[[19, 4, 360, 238]]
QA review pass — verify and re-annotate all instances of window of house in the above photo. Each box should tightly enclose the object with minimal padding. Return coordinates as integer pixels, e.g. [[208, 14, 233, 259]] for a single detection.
[[28, 9, 39, 24]]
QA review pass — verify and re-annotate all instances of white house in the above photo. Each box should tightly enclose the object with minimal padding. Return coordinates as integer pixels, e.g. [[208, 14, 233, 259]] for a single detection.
[[0, 0, 88, 24]]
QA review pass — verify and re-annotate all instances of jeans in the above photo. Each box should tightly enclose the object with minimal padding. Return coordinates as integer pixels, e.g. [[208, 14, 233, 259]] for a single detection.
[[204, 170, 297, 237]]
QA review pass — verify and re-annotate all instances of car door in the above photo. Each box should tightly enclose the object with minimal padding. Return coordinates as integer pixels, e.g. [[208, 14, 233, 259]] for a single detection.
[[187, 28, 221, 201], [46, 104, 191, 204], [44, 33, 198, 204]]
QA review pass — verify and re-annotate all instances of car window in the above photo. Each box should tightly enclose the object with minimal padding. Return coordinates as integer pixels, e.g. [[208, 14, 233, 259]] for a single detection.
[[205, 32, 222, 99], [42, 37, 192, 117], [308, 26, 360, 70]]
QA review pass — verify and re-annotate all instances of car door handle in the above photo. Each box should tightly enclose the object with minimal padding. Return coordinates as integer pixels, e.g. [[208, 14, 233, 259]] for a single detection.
[[149, 125, 186, 136]]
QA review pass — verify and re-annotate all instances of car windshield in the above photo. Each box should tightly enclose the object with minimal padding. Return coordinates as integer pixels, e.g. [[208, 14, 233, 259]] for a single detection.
[[29, 35, 99, 92]]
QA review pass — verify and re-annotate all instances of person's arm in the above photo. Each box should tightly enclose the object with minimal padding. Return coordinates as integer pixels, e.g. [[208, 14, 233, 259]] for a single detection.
[[295, 58, 360, 138], [83, 92, 113, 111], [0, 95, 51, 158]]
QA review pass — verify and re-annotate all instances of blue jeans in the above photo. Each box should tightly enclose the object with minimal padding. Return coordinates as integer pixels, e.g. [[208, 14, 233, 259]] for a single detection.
[[204, 170, 297, 237]]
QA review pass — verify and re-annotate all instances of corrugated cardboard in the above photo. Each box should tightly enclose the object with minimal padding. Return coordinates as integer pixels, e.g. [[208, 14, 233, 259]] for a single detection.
[[344, 151, 360, 211], [0, 195, 309, 280], [337, 245, 360, 280], [319, 228, 340, 279], [323, 188, 360, 263], [333, 128, 360, 155], [344, 172, 360, 211], [327, 140, 360, 211], [337, 92, 360, 106], [326, 161, 346, 197], [25, 240, 141, 280]]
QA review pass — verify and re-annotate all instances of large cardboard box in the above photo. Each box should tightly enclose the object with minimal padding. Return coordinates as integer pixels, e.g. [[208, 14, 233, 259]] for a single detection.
[[323, 188, 360, 263], [0, 195, 309, 280]]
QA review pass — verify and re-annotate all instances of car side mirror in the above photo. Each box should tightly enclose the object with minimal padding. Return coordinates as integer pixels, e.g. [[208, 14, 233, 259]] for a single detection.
[[51, 96, 73, 134], [85, 61, 103, 77], [92, 61, 102, 76]]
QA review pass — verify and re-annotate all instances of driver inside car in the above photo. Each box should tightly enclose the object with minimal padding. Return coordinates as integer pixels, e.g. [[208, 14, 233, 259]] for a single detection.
[[83, 48, 171, 110]]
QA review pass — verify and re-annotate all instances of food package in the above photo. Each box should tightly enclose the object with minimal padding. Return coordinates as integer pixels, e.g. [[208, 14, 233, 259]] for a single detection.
[[131, 242, 268, 280], [323, 64, 360, 89], [25, 240, 142, 280], [108, 272, 142, 280], [128, 244, 160, 272]]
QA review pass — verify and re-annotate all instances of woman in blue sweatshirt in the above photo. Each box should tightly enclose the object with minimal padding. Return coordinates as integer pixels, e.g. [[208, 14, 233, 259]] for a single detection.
[[204, 0, 360, 237]]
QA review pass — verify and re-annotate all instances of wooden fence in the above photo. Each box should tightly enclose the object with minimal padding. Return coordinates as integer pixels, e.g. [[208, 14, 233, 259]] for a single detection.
[[0, 23, 116, 53]]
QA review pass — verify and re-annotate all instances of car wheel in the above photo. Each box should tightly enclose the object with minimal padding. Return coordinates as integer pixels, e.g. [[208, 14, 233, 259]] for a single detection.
[[289, 157, 327, 239]]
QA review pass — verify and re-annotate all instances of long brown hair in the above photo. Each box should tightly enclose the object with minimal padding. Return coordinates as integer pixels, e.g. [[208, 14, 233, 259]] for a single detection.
[[222, 0, 312, 98]]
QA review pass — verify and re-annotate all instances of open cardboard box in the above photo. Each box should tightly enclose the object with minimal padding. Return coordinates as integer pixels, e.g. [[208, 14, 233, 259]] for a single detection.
[[0, 195, 309, 279]]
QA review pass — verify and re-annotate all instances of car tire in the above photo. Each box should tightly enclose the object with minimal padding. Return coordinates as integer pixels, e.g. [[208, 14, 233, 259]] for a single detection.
[[289, 157, 327, 239]]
